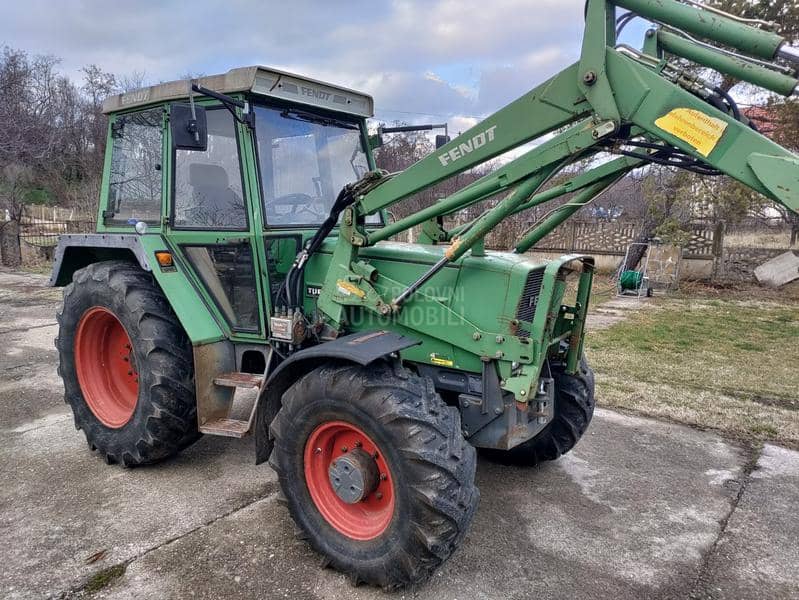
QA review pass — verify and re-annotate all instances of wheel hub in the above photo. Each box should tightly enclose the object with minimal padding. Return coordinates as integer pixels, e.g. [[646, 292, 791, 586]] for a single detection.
[[328, 448, 379, 504], [304, 421, 395, 540], [74, 306, 139, 428]]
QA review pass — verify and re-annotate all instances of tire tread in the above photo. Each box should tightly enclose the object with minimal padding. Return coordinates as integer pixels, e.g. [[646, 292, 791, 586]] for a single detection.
[[270, 361, 479, 589], [56, 260, 200, 466]]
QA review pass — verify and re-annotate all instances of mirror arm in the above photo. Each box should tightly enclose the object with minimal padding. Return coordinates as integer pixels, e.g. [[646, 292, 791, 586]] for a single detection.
[[187, 81, 200, 143], [377, 123, 451, 149], [191, 84, 255, 130]]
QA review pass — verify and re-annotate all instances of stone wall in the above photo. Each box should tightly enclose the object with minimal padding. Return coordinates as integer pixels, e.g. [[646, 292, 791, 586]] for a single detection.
[[527, 250, 716, 279], [713, 247, 791, 282], [532, 220, 723, 259]]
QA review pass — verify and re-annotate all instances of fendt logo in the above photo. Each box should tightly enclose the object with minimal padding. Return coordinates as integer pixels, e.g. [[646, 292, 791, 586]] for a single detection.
[[438, 125, 497, 167], [301, 86, 331, 101]]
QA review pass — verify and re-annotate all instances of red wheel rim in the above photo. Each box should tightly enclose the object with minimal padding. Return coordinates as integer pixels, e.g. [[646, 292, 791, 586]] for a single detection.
[[304, 421, 395, 540], [74, 307, 139, 428]]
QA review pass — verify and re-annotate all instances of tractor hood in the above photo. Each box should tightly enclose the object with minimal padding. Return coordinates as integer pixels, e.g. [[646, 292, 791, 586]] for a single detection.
[[306, 240, 569, 372]]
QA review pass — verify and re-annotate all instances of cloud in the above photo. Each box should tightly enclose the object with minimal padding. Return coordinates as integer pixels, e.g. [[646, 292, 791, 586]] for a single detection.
[[474, 46, 577, 114], [0, 0, 589, 126]]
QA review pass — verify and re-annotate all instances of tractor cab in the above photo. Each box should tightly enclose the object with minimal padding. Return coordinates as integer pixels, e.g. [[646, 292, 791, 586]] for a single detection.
[[95, 66, 376, 342]]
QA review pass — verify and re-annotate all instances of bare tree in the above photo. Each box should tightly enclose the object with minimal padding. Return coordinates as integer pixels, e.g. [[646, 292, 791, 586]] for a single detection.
[[0, 164, 34, 265]]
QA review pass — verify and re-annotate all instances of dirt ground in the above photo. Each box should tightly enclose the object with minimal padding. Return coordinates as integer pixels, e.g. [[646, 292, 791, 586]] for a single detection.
[[1, 267, 797, 599]]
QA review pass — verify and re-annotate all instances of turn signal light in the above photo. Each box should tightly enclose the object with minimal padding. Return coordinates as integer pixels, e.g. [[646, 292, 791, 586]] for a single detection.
[[154, 251, 173, 268]]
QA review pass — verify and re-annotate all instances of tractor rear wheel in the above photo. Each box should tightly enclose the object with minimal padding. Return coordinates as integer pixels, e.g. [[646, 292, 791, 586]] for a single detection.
[[493, 356, 595, 466], [269, 360, 479, 589], [56, 261, 200, 466]]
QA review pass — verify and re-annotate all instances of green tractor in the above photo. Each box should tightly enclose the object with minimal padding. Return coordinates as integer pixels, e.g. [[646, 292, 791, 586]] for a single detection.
[[51, 0, 799, 588]]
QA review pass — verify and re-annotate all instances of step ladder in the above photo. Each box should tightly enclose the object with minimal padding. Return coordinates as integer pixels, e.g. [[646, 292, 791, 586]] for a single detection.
[[198, 349, 273, 438]]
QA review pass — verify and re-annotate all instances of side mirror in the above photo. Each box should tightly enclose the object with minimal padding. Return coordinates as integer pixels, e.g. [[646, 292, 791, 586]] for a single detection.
[[435, 134, 451, 149], [170, 103, 207, 151]]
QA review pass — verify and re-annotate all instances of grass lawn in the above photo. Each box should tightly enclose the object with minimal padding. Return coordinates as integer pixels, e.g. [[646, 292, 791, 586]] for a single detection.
[[585, 285, 799, 449]]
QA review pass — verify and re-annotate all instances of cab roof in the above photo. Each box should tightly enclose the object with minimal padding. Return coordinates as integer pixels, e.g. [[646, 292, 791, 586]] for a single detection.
[[102, 65, 374, 118]]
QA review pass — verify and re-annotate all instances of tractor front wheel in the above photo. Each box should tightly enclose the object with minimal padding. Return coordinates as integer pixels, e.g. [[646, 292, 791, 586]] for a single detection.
[[56, 261, 200, 466], [269, 361, 479, 589]]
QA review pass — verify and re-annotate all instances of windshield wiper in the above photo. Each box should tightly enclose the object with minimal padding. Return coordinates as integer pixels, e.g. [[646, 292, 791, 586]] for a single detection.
[[280, 109, 359, 131]]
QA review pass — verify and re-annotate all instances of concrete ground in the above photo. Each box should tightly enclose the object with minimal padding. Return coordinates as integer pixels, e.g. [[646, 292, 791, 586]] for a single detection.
[[0, 267, 797, 600]]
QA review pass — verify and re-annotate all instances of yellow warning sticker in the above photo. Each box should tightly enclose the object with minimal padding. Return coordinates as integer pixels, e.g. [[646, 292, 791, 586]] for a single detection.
[[654, 108, 728, 157], [430, 354, 454, 368], [335, 280, 366, 298]]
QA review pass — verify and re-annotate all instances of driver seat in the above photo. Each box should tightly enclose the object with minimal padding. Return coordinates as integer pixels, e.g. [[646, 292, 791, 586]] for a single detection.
[[188, 163, 245, 227]]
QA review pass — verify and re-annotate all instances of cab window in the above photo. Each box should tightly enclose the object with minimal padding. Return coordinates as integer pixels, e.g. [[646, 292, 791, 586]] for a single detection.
[[254, 105, 369, 227], [182, 243, 260, 332], [105, 108, 163, 224], [173, 108, 247, 230]]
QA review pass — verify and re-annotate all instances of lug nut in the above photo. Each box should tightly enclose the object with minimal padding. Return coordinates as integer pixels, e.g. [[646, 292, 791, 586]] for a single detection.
[[380, 473, 387, 481], [341, 446, 348, 453], [376, 492, 383, 500]]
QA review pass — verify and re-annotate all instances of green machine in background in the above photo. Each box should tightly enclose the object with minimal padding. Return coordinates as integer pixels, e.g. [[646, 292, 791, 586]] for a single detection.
[[617, 242, 656, 296], [49, 0, 799, 588], [620, 269, 650, 293]]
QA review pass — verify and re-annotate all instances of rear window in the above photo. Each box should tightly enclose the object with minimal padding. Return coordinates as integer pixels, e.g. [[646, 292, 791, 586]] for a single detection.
[[105, 108, 163, 225]]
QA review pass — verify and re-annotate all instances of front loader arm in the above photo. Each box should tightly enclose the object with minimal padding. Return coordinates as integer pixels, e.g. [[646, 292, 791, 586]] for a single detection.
[[605, 48, 799, 212], [355, 0, 799, 227], [358, 63, 591, 215], [315, 0, 799, 333]]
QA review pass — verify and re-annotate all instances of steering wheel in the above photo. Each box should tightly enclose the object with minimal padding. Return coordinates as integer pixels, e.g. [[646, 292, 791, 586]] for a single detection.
[[267, 193, 328, 224]]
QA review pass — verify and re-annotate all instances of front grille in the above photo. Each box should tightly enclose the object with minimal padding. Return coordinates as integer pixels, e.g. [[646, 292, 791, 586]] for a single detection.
[[515, 269, 544, 337]]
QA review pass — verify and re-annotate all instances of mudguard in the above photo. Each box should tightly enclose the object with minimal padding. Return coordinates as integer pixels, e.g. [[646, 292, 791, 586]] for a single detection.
[[50, 233, 225, 345], [254, 330, 420, 464], [50, 234, 152, 286]]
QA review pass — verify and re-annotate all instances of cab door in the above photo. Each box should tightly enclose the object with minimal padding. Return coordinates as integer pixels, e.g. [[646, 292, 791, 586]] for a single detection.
[[164, 104, 268, 342]]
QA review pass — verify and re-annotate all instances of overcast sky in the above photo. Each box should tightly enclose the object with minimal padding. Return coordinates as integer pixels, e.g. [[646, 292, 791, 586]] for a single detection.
[[1, 0, 650, 134]]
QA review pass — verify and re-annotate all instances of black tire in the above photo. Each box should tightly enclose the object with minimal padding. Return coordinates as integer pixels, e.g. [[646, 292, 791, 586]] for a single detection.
[[56, 261, 200, 466], [269, 360, 479, 589], [494, 356, 595, 466]]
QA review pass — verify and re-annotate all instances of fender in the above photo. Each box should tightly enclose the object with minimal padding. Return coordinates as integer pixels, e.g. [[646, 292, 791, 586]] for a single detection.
[[50, 234, 152, 286], [254, 330, 420, 464], [50, 233, 225, 345]]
